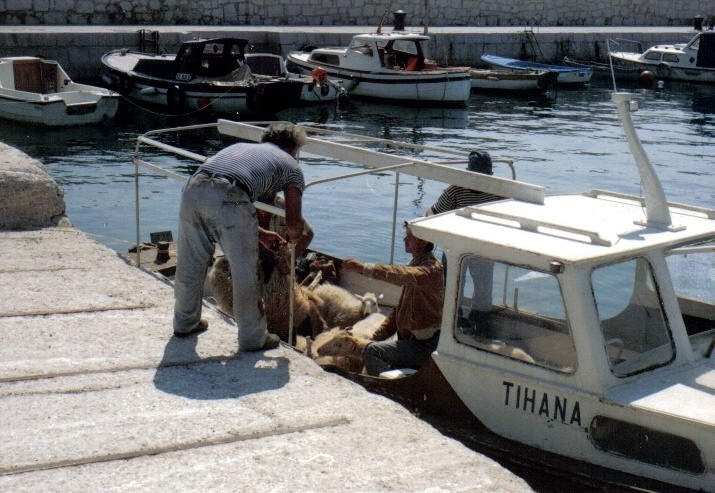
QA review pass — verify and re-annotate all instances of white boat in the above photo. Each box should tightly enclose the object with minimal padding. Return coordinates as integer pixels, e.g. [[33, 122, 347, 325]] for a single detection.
[[0, 56, 119, 126], [480, 53, 593, 85], [101, 38, 343, 115], [469, 68, 557, 93], [131, 91, 714, 491], [609, 30, 715, 83], [285, 30, 471, 105]]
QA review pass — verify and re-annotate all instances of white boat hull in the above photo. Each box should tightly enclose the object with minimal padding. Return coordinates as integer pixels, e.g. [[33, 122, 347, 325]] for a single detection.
[[609, 52, 715, 83], [0, 57, 119, 126], [286, 39, 471, 105]]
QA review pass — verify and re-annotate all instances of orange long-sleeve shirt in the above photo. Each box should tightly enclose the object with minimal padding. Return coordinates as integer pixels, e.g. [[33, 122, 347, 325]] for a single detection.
[[365, 252, 444, 341]]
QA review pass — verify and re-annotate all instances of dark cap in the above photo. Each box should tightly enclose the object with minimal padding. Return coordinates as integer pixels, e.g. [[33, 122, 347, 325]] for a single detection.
[[467, 150, 493, 175]]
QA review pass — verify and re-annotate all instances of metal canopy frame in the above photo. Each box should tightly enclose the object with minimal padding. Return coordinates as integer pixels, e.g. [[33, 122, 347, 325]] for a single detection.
[[131, 119, 544, 267]]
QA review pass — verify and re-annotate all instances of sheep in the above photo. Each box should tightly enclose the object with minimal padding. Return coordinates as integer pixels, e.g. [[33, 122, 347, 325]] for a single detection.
[[206, 255, 328, 343], [486, 341, 536, 364], [206, 256, 233, 317], [310, 327, 371, 373], [309, 282, 382, 329]]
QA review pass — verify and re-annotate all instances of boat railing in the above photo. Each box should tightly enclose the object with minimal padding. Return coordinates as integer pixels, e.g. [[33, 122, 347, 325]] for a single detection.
[[606, 38, 644, 55], [131, 119, 544, 267], [455, 205, 613, 246]]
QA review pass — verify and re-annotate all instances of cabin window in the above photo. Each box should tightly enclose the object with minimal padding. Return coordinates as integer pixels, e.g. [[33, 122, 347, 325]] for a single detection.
[[392, 40, 420, 56], [644, 52, 662, 62], [310, 53, 340, 66], [662, 53, 679, 63], [589, 416, 704, 473], [666, 242, 715, 336], [592, 258, 674, 377], [454, 256, 577, 373], [348, 39, 373, 56]]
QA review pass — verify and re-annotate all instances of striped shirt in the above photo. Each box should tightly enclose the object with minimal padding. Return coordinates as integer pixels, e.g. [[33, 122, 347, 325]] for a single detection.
[[429, 185, 502, 214], [198, 142, 304, 202]]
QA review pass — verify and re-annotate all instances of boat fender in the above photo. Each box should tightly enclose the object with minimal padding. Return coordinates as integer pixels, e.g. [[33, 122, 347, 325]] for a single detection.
[[166, 85, 185, 110], [341, 74, 358, 92], [311, 66, 328, 86], [656, 63, 671, 78], [537, 71, 558, 90], [119, 75, 134, 94]]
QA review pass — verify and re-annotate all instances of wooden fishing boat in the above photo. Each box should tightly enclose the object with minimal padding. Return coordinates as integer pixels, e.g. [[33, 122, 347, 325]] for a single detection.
[[0, 56, 119, 126], [130, 93, 714, 491], [469, 68, 557, 93], [481, 53, 593, 85], [101, 38, 343, 115]]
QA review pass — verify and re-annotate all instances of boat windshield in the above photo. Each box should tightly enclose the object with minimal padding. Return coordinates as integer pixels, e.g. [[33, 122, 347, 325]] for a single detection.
[[348, 39, 374, 56], [592, 257, 675, 377], [666, 240, 715, 337], [454, 256, 577, 373]]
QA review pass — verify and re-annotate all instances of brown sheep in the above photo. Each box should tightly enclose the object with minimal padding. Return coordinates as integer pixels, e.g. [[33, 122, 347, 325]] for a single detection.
[[206, 255, 328, 343], [310, 327, 371, 373]]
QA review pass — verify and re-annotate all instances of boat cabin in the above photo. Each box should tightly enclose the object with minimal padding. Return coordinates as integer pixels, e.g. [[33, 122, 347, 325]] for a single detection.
[[0, 57, 61, 93], [132, 38, 251, 81], [308, 32, 435, 71], [641, 31, 715, 69]]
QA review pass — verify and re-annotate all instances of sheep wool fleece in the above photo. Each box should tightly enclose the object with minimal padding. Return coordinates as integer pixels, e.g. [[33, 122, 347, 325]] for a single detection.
[[173, 142, 304, 350]]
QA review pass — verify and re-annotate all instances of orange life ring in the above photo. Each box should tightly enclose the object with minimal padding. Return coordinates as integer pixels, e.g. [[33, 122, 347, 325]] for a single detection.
[[311, 66, 328, 85]]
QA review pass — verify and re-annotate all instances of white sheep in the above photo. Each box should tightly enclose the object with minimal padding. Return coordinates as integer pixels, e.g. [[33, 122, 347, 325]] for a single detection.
[[486, 340, 536, 364], [309, 282, 382, 329]]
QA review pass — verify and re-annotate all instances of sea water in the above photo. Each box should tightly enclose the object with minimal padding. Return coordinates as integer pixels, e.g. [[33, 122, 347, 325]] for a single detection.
[[1, 74, 713, 265]]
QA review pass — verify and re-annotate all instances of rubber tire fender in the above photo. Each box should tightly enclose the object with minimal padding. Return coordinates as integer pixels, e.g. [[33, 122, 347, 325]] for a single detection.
[[118, 75, 134, 94], [656, 63, 671, 79], [166, 85, 186, 111]]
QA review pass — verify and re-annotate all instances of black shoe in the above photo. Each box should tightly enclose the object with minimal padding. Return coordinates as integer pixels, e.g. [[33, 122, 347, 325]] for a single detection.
[[174, 319, 208, 338]]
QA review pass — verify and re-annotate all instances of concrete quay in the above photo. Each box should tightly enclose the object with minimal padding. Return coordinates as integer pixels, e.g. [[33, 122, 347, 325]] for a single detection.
[[0, 24, 704, 79], [0, 147, 533, 491]]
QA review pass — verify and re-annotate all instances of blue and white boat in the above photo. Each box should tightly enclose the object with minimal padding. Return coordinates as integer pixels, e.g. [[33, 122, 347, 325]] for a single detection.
[[481, 53, 593, 85]]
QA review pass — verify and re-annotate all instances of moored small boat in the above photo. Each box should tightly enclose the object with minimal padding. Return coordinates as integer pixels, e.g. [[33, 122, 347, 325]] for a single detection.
[[481, 53, 593, 85], [0, 56, 119, 127], [101, 37, 343, 115], [286, 30, 471, 105], [469, 68, 557, 93], [608, 30, 715, 83]]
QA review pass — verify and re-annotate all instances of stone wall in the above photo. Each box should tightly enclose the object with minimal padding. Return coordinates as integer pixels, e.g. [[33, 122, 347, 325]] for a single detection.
[[1, 0, 713, 27]]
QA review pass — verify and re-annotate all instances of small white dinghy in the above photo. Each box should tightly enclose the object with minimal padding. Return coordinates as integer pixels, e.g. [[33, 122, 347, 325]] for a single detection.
[[0, 57, 119, 126]]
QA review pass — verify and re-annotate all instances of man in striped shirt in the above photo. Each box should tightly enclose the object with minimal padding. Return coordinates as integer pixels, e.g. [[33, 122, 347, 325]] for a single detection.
[[426, 150, 500, 217], [426, 150, 502, 323], [172, 123, 308, 351]]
